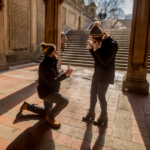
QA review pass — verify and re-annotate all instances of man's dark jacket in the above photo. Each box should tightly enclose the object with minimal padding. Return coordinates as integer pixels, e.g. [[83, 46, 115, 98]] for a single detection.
[[89, 36, 118, 84], [37, 56, 67, 99]]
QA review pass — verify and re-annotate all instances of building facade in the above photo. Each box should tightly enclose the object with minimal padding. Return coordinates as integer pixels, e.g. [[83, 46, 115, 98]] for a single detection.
[[0, 0, 95, 69]]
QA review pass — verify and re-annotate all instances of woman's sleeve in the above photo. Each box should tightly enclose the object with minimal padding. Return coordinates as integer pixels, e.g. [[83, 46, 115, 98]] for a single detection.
[[94, 43, 117, 66], [89, 49, 97, 60]]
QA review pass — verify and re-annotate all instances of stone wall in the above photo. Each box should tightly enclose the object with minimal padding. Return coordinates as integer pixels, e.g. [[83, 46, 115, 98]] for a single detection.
[[101, 19, 132, 31], [4, 0, 43, 65], [61, 0, 94, 31], [2, 0, 94, 66]]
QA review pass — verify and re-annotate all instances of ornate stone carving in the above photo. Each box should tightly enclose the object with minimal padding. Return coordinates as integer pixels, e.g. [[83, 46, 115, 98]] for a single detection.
[[10, 0, 30, 51], [37, 0, 45, 44]]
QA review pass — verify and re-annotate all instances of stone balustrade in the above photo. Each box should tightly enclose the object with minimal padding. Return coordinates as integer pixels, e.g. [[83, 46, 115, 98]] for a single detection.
[[68, 0, 95, 19]]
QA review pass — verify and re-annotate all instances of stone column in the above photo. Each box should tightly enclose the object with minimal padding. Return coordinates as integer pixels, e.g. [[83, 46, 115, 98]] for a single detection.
[[30, 0, 37, 52], [0, 0, 9, 71], [122, 0, 150, 94], [66, 8, 68, 25], [75, 14, 79, 28], [44, 0, 64, 67]]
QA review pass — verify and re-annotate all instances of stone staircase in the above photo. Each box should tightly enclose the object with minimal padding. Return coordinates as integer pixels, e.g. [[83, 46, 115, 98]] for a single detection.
[[61, 29, 150, 72]]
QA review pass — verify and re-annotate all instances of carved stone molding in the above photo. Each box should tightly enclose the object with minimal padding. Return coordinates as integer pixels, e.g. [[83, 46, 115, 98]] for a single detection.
[[0, 0, 5, 11], [43, 0, 64, 4]]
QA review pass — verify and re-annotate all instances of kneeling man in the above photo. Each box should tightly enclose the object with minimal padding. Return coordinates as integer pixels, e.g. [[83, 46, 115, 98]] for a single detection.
[[20, 43, 73, 127]]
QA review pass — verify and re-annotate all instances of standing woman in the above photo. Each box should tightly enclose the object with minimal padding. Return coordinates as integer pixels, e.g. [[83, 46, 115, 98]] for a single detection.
[[61, 31, 67, 55], [82, 21, 118, 126]]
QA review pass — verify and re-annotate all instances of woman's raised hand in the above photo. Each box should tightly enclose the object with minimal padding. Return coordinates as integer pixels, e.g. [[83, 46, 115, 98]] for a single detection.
[[93, 41, 102, 51], [87, 40, 93, 49]]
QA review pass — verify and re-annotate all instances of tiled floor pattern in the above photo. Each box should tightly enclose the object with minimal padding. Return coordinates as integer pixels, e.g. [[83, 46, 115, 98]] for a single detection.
[[0, 63, 150, 150]]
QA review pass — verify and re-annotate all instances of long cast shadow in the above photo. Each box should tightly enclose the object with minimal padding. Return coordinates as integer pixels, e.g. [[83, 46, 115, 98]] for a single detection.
[[0, 81, 38, 116], [6, 112, 60, 150], [81, 120, 107, 150], [123, 91, 150, 147]]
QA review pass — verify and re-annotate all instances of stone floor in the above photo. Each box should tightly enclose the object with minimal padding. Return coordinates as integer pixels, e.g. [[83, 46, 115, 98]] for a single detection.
[[0, 63, 150, 150]]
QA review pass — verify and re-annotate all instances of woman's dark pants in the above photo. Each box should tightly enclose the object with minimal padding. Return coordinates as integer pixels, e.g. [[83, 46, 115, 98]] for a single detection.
[[90, 74, 109, 113]]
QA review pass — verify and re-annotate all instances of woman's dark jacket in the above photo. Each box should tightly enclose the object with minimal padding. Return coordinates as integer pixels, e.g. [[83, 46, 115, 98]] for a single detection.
[[89, 36, 118, 84], [37, 56, 67, 99]]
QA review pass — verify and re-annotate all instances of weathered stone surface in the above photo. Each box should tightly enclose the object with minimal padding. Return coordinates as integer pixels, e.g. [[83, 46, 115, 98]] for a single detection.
[[142, 99, 150, 109], [0, 124, 22, 142], [148, 126, 150, 136], [113, 109, 132, 141], [22, 135, 74, 150], [113, 128, 132, 141], [118, 95, 131, 112], [0, 64, 150, 150], [0, 107, 10, 115], [111, 138, 147, 150], [146, 115, 150, 126], [2, 108, 20, 119], [144, 107, 150, 115], [116, 110, 131, 120]]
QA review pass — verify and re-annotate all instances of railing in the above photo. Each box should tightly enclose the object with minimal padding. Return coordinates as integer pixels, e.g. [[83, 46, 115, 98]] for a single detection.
[[86, 21, 94, 29], [65, 29, 71, 35]]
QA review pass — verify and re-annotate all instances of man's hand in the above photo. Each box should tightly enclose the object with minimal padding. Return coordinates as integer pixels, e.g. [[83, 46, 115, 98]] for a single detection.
[[65, 69, 73, 77]]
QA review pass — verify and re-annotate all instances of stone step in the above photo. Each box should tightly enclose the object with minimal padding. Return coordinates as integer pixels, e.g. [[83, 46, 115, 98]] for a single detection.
[[61, 56, 128, 61], [66, 40, 129, 46], [64, 47, 130, 51], [61, 59, 128, 67], [62, 53, 129, 58], [61, 61, 127, 70], [67, 39, 130, 42], [67, 37, 130, 40], [61, 59, 150, 68], [67, 38, 130, 41], [61, 58, 128, 64], [35, 29, 150, 73], [61, 51, 129, 55]]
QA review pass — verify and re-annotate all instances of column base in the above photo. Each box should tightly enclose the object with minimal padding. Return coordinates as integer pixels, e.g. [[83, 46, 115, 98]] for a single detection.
[[0, 62, 9, 71], [122, 77, 150, 95]]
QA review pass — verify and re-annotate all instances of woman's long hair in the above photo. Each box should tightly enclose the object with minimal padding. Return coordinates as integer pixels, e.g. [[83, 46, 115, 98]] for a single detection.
[[93, 32, 110, 44]]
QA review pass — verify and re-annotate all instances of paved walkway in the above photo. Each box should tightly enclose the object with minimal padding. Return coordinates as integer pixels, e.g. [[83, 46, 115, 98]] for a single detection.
[[0, 63, 150, 150]]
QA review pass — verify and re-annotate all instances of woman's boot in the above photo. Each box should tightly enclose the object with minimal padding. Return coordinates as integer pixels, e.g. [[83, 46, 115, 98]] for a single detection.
[[93, 113, 108, 126], [82, 108, 95, 122]]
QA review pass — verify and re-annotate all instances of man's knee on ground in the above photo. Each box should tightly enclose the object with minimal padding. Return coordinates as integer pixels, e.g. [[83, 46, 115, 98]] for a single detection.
[[61, 96, 69, 106]]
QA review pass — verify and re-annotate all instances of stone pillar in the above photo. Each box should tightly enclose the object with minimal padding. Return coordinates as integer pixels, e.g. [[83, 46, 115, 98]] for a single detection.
[[122, 0, 150, 94], [30, 0, 37, 52], [44, 0, 63, 67], [66, 8, 68, 25], [75, 14, 79, 28], [0, 0, 9, 71], [78, 16, 81, 30]]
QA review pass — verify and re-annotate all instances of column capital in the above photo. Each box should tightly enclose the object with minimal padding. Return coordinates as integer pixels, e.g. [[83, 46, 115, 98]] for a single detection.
[[0, 0, 5, 11], [43, 0, 64, 4]]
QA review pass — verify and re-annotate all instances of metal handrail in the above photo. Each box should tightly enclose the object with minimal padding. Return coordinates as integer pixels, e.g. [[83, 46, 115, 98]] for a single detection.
[[86, 21, 94, 29], [65, 29, 71, 35]]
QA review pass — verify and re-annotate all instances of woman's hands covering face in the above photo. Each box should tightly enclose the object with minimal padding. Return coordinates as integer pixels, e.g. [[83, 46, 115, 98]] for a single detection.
[[87, 40, 102, 51], [87, 40, 93, 49]]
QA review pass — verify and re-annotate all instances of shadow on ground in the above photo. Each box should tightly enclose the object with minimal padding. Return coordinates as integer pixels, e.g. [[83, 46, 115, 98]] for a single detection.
[[6, 112, 60, 150]]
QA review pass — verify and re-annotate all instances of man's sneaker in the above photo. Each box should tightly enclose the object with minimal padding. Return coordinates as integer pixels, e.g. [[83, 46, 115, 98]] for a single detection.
[[20, 101, 29, 112], [45, 116, 61, 127]]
